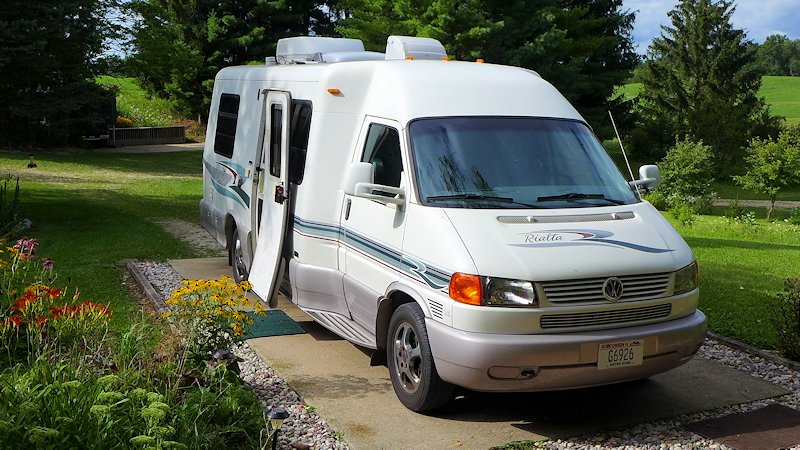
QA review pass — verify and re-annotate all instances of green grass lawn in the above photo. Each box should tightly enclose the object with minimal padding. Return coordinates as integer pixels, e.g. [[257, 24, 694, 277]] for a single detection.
[[97, 75, 180, 127], [0, 150, 205, 332], [616, 76, 800, 125], [666, 214, 800, 349]]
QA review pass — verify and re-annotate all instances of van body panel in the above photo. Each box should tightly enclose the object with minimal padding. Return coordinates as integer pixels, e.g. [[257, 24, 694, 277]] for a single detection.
[[427, 310, 707, 392]]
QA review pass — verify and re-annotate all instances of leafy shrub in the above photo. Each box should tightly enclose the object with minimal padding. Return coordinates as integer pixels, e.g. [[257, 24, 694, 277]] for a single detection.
[[164, 277, 264, 363], [786, 208, 800, 225], [773, 278, 800, 361], [670, 203, 695, 227], [643, 191, 668, 210], [724, 199, 757, 228], [656, 139, 716, 214]]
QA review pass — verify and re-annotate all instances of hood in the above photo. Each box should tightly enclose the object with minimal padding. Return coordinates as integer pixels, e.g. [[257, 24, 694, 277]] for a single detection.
[[443, 202, 693, 281]]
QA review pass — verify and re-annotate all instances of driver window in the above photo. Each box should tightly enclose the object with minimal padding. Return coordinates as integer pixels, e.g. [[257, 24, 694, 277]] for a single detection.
[[361, 124, 402, 188]]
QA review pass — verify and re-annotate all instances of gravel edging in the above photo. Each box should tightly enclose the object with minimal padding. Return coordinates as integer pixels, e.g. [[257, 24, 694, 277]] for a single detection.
[[127, 260, 800, 450], [128, 260, 349, 450]]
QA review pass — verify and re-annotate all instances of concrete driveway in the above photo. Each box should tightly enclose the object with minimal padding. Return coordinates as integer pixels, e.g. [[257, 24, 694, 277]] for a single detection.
[[169, 258, 788, 450]]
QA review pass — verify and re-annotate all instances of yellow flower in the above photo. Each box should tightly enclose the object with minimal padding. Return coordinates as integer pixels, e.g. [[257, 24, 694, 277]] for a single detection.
[[231, 322, 243, 336]]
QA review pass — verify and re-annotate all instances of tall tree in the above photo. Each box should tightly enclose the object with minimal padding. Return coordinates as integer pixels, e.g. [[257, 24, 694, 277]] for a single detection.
[[632, 0, 780, 166], [128, 0, 338, 119], [0, 0, 117, 147], [758, 34, 800, 76], [337, 0, 637, 139]]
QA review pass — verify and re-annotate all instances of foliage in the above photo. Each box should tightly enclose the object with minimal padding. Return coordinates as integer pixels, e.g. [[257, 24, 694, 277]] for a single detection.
[[0, 0, 120, 147], [0, 176, 22, 241], [772, 278, 800, 361], [164, 277, 264, 362], [669, 203, 695, 227], [631, 0, 781, 165], [735, 126, 800, 220], [723, 199, 756, 226], [757, 34, 800, 77], [656, 139, 716, 214], [786, 208, 800, 225], [337, 0, 638, 139], [0, 240, 270, 449], [126, 0, 338, 118]]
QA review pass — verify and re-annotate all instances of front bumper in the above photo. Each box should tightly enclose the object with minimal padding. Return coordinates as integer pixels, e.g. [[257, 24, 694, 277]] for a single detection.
[[427, 310, 707, 392]]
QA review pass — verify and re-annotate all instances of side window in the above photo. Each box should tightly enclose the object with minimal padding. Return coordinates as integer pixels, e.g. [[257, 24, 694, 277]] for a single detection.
[[214, 94, 239, 158], [269, 104, 282, 177], [361, 124, 402, 188], [289, 100, 312, 184]]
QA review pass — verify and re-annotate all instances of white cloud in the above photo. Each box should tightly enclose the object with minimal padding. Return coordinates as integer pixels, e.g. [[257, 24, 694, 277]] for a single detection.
[[624, 0, 800, 53]]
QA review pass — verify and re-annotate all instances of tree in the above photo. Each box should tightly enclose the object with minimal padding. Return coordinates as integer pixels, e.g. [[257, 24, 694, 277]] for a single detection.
[[632, 0, 781, 167], [0, 0, 118, 147], [758, 34, 800, 76], [656, 139, 716, 213], [735, 126, 800, 220], [337, 0, 638, 139], [128, 0, 338, 119]]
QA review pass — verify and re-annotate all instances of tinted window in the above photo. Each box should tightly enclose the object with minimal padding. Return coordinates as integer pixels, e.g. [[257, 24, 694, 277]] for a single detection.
[[289, 100, 312, 184], [269, 104, 283, 177], [214, 94, 239, 158], [362, 124, 402, 188]]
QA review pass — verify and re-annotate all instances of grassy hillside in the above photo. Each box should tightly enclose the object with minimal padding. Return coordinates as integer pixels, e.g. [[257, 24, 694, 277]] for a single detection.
[[616, 76, 800, 125], [96, 75, 180, 128]]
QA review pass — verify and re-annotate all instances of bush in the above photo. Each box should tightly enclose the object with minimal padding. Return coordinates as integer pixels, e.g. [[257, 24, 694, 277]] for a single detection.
[[786, 208, 800, 225], [724, 199, 757, 228], [643, 190, 669, 210], [669, 203, 695, 227], [656, 139, 717, 214], [773, 278, 800, 361]]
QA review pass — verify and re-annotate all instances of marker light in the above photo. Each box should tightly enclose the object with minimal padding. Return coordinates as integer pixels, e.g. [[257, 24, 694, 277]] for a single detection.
[[449, 273, 482, 306], [476, 59, 484, 63], [327, 88, 341, 95], [442, 56, 449, 61], [406, 55, 414, 60]]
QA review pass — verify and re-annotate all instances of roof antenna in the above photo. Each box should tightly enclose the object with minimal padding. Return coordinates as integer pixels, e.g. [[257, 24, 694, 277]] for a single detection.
[[608, 110, 641, 197]]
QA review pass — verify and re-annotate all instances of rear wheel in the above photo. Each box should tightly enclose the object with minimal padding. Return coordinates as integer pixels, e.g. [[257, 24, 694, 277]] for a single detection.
[[387, 303, 454, 412], [230, 226, 249, 282]]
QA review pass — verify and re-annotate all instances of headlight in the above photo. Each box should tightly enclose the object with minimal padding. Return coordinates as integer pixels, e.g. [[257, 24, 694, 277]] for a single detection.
[[448, 273, 537, 307], [484, 277, 537, 306], [674, 261, 699, 295]]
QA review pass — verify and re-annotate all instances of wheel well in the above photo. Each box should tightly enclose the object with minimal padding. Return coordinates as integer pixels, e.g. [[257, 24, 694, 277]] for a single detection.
[[224, 215, 236, 264], [372, 291, 416, 366]]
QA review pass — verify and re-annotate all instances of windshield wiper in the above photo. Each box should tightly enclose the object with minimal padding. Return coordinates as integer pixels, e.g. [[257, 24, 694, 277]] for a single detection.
[[426, 194, 539, 208], [536, 193, 626, 205]]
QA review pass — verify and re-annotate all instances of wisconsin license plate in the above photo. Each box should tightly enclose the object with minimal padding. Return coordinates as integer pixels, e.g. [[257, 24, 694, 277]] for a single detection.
[[598, 340, 644, 370]]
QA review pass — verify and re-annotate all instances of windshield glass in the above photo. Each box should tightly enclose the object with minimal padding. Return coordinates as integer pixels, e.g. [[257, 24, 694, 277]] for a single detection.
[[409, 117, 639, 209]]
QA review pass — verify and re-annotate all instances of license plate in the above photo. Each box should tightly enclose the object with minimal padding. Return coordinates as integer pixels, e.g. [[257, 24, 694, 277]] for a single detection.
[[597, 339, 643, 370]]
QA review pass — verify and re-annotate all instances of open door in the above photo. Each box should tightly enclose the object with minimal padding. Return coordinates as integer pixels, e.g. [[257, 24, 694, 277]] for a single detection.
[[249, 91, 291, 307]]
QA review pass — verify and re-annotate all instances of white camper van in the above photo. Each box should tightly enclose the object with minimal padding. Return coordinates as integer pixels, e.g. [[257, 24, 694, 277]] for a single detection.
[[200, 36, 707, 411]]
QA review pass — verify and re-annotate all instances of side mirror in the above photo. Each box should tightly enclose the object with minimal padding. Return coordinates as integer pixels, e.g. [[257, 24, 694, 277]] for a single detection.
[[343, 162, 406, 206], [629, 164, 660, 191]]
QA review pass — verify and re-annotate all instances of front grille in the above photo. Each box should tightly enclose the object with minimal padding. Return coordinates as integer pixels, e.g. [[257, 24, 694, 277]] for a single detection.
[[542, 272, 671, 305], [540, 303, 672, 330]]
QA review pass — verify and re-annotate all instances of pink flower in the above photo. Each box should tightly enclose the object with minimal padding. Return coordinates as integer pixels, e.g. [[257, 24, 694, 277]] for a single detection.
[[43, 258, 53, 270]]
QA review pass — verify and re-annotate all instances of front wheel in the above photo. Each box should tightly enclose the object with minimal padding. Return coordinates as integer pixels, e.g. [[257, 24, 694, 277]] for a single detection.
[[387, 303, 454, 412], [230, 226, 249, 282]]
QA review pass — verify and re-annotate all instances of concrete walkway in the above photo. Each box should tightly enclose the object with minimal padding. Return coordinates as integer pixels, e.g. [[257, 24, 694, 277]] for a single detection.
[[168, 257, 788, 450], [95, 142, 204, 153]]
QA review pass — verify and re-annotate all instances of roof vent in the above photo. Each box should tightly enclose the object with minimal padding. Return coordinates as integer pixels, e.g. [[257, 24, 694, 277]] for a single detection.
[[385, 36, 447, 60], [276, 37, 366, 64]]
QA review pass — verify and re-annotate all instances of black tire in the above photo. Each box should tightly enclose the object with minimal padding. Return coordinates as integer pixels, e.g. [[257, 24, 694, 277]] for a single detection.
[[387, 303, 454, 412], [230, 226, 249, 282]]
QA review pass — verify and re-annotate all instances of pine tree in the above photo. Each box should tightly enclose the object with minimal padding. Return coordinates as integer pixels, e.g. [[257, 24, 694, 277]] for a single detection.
[[337, 0, 637, 138], [632, 0, 781, 166]]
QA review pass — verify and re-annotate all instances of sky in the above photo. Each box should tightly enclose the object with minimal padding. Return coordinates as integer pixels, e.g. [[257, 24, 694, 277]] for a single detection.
[[624, 0, 800, 54]]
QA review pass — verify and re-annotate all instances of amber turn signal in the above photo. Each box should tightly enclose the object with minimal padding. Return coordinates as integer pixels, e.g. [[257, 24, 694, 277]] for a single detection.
[[449, 273, 482, 306]]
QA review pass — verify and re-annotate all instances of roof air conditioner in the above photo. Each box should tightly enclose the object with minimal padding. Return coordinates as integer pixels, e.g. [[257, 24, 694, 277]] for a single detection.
[[385, 36, 447, 61]]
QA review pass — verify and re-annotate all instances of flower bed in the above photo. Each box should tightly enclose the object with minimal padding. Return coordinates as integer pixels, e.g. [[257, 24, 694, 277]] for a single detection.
[[0, 238, 273, 449]]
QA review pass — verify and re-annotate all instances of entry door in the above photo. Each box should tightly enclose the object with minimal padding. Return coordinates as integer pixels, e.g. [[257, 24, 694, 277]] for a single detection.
[[340, 118, 408, 330], [249, 91, 291, 306]]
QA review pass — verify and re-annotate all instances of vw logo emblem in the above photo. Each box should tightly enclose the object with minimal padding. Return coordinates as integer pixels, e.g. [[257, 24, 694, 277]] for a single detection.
[[603, 277, 624, 302]]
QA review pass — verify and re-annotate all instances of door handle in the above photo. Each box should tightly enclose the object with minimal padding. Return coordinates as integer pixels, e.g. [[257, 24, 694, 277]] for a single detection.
[[274, 185, 287, 204], [345, 198, 352, 220]]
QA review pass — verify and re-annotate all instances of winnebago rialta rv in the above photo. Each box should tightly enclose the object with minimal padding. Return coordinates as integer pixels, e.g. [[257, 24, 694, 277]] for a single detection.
[[201, 36, 706, 411]]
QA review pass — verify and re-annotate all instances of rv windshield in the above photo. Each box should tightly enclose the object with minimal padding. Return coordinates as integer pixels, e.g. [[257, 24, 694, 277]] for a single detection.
[[408, 117, 639, 209]]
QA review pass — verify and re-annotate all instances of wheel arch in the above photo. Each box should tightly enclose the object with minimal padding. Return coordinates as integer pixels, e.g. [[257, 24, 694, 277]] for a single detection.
[[372, 283, 430, 366]]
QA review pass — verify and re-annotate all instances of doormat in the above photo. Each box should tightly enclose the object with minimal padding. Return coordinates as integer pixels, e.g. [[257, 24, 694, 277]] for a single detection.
[[684, 403, 800, 450], [244, 310, 306, 338]]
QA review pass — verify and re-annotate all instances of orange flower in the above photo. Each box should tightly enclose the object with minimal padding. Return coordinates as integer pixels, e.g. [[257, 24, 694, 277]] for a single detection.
[[35, 316, 48, 327], [7, 315, 23, 328], [46, 287, 61, 301]]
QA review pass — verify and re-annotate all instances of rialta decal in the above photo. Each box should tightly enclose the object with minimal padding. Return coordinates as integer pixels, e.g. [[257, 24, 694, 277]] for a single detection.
[[204, 159, 250, 207], [512, 229, 673, 254]]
